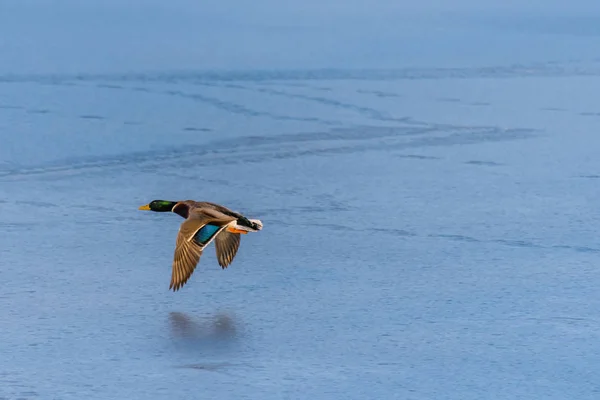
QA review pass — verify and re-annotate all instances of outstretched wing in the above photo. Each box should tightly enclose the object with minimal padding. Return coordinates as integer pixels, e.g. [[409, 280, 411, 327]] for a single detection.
[[214, 231, 241, 269], [170, 208, 237, 291], [170, 218, 206, 291]]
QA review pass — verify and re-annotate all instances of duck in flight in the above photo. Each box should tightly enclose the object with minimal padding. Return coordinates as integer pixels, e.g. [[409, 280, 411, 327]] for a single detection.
[[139, 200, 263, 291]]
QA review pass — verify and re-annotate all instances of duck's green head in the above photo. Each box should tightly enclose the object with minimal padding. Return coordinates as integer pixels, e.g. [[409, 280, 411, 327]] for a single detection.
[[138, 200, 178, 212]]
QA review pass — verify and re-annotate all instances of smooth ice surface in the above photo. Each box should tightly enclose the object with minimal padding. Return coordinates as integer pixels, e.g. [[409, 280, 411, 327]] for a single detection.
[[2, 2, 600, 399]]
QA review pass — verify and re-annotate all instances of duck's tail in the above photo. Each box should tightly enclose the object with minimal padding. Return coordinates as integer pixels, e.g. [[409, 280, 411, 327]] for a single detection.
[[248, 219, 263, 231]]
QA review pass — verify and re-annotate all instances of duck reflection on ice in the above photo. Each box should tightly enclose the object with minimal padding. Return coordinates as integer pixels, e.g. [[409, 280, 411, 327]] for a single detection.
[[168, 311, 239, 343], [168, 312, 242, 371]]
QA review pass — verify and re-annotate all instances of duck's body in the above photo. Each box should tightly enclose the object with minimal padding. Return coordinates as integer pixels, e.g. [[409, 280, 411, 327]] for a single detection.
[[139, 200, 263, 291]]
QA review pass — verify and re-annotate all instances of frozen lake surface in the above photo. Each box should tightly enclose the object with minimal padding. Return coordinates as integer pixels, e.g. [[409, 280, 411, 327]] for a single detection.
[[2, 2, 600, 399]]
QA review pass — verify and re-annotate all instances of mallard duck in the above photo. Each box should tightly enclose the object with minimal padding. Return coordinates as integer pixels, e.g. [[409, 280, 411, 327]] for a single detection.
[[139, 200, 263, 291]]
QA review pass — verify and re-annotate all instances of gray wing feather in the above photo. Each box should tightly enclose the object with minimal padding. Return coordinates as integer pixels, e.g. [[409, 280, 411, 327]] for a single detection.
[[214, 231, 241, 269]]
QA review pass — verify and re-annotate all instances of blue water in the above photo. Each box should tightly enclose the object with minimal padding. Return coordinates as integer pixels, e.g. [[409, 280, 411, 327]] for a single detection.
[[2, 2, 600, 399]]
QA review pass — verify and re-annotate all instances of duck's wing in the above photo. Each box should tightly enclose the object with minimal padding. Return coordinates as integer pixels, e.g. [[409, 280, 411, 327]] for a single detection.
[[214, 231, 241, 269], [194, 206, 242, 268], [171, 218, 206, 291], [170, 210, 235, 291]]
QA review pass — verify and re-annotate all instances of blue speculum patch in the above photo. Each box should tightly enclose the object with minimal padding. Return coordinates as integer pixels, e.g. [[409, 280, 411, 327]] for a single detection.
[[194, 224, 221, 245]]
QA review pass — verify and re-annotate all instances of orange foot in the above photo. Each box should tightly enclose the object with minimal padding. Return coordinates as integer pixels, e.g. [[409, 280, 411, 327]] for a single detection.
[[227, 227, 249, 234]]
